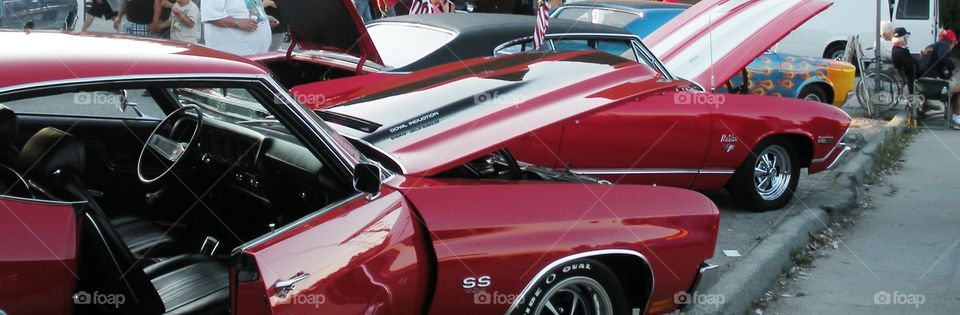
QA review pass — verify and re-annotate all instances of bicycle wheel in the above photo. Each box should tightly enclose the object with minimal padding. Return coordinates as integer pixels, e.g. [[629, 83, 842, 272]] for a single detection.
[[856, 72, 900, 116]]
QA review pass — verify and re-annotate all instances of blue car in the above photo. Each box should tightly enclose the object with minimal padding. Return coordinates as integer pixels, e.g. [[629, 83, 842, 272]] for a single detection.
[[551, 0, 856, 106]]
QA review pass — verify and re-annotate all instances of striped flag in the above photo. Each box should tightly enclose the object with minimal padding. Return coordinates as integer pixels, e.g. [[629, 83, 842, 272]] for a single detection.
[[533, 0, 550, 50], [409, 0, 441, 15]]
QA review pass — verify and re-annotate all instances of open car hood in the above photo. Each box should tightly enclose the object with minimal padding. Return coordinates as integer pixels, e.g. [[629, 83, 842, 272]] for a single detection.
[[275, 0, 382, 65], [645, 0, 832, 90], [321, 51, 681, 177]]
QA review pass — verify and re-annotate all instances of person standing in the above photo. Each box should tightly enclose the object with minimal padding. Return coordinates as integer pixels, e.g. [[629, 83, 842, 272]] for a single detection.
[[114, 0, 157, 37], [354, 0, 372, 23], [155, 0, 200, 43], [201, 0, 278, 55], [82, 0, 117, 32]]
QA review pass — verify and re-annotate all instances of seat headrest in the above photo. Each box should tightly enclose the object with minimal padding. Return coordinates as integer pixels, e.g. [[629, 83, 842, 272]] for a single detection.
[[0, 104, 17, 140], [19, 127, 85, 181]]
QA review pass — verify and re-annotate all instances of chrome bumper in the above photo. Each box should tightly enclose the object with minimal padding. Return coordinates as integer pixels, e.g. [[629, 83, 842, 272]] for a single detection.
[[676, 263, 719, 310], [825, 143, 852, 170]]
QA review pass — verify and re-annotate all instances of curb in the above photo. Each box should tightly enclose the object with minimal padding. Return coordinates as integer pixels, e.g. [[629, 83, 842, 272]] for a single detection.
[[682, 111, 910, 315]]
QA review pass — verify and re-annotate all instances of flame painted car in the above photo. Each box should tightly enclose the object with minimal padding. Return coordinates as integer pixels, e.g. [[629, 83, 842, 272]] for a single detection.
[[551, 0, 856, 107], [0, 31, 719, 315], [290, 0, 852, 211]]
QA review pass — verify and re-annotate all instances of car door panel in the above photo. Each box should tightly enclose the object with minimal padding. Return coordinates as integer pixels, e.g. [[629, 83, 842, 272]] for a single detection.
[[234, 188, 431, 315], [0, 196, 80, 315], [16, 115, 161, 216], [557, 92, 712, 187]]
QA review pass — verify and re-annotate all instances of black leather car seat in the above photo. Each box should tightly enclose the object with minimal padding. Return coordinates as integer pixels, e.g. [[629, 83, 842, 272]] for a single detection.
[[18, 126, 178, 258], [18, 127, 229, 314]]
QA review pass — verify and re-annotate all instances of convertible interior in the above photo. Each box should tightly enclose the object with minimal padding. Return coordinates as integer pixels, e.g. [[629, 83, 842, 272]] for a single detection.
[[0, 84, 355, 314]]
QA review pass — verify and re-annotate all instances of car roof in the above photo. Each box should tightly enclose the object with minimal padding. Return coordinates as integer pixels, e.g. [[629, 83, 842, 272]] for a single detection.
[[559, 0, 690, 12], [0, 31, 270, 91], [370, 13, 634, 71]]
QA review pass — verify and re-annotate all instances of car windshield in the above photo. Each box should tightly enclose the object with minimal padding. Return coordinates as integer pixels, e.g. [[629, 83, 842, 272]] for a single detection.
[[367, 23, 457, 68]]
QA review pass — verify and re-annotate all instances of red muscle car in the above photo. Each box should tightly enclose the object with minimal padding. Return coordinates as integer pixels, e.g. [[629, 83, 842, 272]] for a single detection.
[[0, 32, 717, 315], [293, 0, 852, 211]]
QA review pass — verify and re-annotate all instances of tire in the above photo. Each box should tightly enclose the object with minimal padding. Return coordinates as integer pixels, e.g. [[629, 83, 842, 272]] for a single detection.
[[728, 139, 800, 211], [510, 259, 629, 315], [798, 85, 829, 104], [823, 42, 846, 61]]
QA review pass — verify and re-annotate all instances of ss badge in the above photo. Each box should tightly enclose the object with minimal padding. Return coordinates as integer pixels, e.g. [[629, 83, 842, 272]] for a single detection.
[[462, 276, 491, 289]]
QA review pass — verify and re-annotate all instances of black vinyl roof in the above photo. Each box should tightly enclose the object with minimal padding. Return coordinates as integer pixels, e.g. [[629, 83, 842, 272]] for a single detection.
[[370, 13, 635, 71], [559, 0, 690, 11]]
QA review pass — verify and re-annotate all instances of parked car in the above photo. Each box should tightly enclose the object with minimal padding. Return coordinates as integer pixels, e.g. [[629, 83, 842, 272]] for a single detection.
[[290, 0, 852, 211], [551, 0, 856, 107], [387, 0, 534, 15], [0, 30, 719, 315], [0, 0, 77, 30], [775, 0, 942, 58]]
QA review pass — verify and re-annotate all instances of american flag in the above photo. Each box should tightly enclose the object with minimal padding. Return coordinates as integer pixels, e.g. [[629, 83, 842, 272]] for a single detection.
[[409, 0, 441, 15], [533, 0, 550, 50]]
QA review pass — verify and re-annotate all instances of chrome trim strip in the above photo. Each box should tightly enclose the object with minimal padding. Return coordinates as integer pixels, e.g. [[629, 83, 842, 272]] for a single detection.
[[234, 192, 364, 255], [698, 169, 736, 175], [504, 249, 654, 315], [570, 168, 735, 175], [572, 168, 700, 175], [0, 73, 265, 95]]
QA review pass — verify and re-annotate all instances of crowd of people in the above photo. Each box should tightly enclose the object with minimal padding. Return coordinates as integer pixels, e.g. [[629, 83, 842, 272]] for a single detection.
[[80, 0, 455, 55], [877, 21, 960, 129]]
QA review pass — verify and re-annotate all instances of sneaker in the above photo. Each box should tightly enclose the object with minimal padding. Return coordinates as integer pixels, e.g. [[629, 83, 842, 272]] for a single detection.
[[952, 115, 960, 130]]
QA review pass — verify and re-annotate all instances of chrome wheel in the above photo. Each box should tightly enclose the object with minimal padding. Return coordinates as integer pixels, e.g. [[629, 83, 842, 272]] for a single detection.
[[533, 277, 613, 315], [803, 93, 822, 102], [753, 145, 792, 201]]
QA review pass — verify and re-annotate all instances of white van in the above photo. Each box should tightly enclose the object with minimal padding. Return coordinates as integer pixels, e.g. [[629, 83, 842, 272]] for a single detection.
[[776, 0, 941, 58]]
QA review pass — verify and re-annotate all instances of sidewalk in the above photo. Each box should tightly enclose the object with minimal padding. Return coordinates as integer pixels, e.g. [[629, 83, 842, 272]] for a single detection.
[[764, 127, 960, 314]]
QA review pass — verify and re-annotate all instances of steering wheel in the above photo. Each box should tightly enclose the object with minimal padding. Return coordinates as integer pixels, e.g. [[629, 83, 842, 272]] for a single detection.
[[137, 105, 203, 184]]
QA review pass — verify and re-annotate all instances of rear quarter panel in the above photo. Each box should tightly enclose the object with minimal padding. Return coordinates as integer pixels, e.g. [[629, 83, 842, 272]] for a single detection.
[[394, 178, 719, 314], [702, 93, 850, 181]]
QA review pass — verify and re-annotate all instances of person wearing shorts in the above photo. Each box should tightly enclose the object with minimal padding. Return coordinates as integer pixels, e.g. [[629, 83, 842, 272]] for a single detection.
[[82, 0, 117, 32]]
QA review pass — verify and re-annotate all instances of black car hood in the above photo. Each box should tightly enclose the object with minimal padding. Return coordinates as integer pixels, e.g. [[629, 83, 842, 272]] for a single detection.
[[275, 0, 382, 65]]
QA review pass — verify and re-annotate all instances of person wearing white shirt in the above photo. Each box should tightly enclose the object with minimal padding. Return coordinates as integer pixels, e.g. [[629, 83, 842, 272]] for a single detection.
[[872, 21, 895, 62], [201, 0, 278, 55]]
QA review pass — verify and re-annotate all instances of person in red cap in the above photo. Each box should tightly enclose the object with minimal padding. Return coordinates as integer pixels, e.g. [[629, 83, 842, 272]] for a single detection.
[[919, 29, 959, 128]]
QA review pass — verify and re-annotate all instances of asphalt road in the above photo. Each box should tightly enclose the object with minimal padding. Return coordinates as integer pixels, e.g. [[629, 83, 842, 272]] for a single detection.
[[766, 127, 960, 314]]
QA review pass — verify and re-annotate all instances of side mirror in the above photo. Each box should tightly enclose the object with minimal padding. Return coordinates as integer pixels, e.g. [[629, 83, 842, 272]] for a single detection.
[[116, 90, 129, 113], [353, 162, 382, 199]]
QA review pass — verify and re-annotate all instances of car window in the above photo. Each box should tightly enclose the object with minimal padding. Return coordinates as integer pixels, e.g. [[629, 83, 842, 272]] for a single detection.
[[367, 23, 457, 68], [896, 0, 930, 20], [553, 7, 642, 28], [551, 39, 639, 62], [3, 89, 164, 119], [596, 40, 638, 62]]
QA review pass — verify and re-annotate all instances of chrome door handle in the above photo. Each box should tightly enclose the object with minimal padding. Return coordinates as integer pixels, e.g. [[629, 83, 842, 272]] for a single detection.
[[274, 272, 310, 298]]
